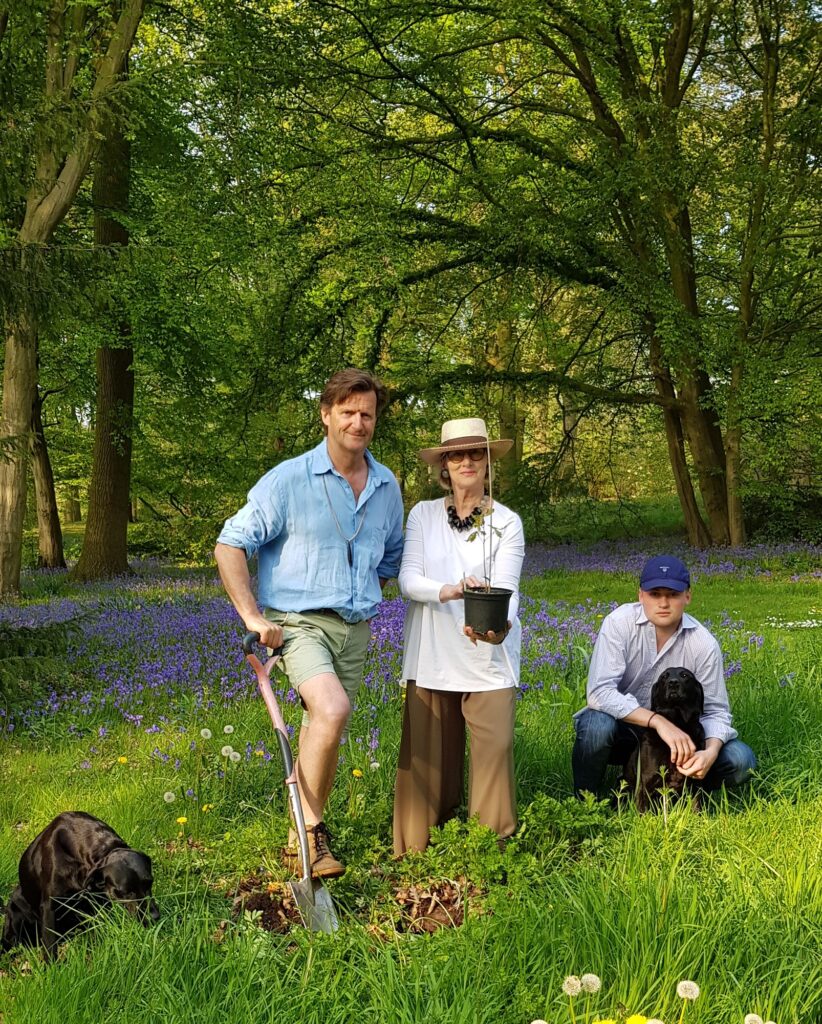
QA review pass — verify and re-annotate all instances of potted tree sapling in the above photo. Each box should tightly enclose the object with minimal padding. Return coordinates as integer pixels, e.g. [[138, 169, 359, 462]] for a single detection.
[[462, 441, 512, 636]]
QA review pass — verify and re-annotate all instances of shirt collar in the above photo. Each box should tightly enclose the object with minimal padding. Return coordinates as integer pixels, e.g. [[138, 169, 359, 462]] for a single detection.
[[309, 440, 387, 483]]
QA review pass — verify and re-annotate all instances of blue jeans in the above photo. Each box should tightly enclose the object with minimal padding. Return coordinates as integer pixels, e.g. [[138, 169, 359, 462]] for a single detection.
[[572, 708, 757, 798]]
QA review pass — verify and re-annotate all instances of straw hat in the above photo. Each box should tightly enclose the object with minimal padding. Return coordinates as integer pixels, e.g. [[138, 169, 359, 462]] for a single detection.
[[418, 418, 513, 465]]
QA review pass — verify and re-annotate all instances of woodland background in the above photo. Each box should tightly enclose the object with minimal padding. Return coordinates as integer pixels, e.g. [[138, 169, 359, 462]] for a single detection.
[[1, 0, 820, 597]]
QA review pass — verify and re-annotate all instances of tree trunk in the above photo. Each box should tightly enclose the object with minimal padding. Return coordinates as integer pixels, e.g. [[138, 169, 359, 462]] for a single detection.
[[648, 331, 712, 547], [66, 485, 82, 523], [487, 320, 525, 496], [662, 208, 731, 545], [70, 125, 134, 581], [29, 388, 66, 568], [0, 309, 38, 596]]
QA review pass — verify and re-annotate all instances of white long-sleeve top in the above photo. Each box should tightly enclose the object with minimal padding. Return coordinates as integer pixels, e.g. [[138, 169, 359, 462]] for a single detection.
[[399, 498, 525, 691]]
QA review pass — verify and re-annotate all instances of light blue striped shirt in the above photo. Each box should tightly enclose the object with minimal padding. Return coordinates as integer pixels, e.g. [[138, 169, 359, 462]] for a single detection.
[[582, 602, 737, 743], [217, 441, 404, 623]]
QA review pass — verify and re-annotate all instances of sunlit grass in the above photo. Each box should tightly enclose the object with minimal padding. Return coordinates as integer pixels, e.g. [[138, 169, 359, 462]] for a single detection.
[[1, 545, 821, 1023]]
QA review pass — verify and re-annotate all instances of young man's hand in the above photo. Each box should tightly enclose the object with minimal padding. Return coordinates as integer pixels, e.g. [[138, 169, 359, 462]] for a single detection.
[[651, 717, 697, 766], [678, 740, 722, 779]]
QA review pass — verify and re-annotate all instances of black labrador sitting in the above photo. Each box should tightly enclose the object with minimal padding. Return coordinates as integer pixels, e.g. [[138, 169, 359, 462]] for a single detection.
[[3, 811, 159, 957], [624, 668, 706, 812]]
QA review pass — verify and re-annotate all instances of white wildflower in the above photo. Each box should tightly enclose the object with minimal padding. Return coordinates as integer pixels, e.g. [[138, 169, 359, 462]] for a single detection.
[[223, 725, 234, 734], [163, 791, 176, 803], [676, 980, 700, 1000], [229, 750, 241, 763], [200, 728, 212, 739], [369, 760, 380, 771], [562, 976, 582, 997], [221, 745, 234, 757]]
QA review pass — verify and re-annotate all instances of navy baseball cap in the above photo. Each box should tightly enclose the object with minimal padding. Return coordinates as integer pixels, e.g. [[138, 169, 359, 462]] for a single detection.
[[639, 555, 690, 592]]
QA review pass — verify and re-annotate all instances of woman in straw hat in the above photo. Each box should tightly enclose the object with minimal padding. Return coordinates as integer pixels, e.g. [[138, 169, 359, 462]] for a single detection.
[[393, 418, 525, 856]]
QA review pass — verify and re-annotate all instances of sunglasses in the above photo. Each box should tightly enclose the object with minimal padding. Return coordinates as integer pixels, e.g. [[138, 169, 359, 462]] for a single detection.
[[445, 448, 487, 464]]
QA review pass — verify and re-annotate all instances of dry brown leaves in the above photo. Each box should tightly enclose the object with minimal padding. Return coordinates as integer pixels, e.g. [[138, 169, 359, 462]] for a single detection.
[[393, 878, 481, 934]]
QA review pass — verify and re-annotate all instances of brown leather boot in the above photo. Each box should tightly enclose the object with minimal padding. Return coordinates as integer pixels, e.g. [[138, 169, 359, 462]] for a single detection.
[[283, 821, 345, 879]]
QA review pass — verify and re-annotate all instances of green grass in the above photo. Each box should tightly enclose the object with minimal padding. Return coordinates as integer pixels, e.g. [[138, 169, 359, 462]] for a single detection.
[[1, 565, 821, 1024]]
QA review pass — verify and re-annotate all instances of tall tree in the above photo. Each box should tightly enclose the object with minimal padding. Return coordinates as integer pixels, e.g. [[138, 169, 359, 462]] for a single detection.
[[231, 0, 819, 544], [0, 0, 144, 596], [71, 117, 134, 580]]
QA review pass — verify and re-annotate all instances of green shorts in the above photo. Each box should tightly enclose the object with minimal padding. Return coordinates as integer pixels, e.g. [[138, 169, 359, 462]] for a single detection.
[[264, 609, 371, 733]]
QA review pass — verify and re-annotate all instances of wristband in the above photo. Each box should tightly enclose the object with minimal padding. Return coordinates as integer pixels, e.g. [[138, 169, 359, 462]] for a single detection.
[[647, 712, 658, 728]]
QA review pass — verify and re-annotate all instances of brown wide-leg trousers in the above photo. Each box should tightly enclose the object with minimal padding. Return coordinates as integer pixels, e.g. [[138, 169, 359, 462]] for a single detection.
[[393, 680, 517, 856]]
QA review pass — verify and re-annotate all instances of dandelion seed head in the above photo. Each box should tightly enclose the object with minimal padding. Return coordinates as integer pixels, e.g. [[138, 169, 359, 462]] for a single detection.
[[221, 745, 234, 757], [562, 976, 582, 996], [676, 980, 700, 1000], [229, 750, 241, 762], [223, 725, 234, 734], [163, 791, 176, 803], [200, 728, 212, 739], [744, 1016, 764, 1024], [369, 760, 380, 770], [581, 973, 602, 993]]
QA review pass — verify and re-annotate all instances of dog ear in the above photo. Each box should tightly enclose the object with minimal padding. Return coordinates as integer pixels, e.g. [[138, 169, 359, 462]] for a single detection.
[[85, 866, 106, 891], [696, 681, 704, 716], [650, 676, 663, 710]]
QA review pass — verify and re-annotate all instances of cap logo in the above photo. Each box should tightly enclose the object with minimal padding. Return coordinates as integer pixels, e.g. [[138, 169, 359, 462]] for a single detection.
[[660, 566, 669, 572]]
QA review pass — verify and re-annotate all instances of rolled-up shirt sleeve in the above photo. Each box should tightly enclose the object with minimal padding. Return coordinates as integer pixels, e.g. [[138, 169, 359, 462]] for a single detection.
[[586, 615, 641, 720], [216, 469, 285, 560], [398, 504, 445, 604], [375, 480, 405, 581], [693, 638, 738, 743]]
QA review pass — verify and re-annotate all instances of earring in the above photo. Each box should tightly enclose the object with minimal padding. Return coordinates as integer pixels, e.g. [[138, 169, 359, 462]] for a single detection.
[[440, 468, 450, 481]]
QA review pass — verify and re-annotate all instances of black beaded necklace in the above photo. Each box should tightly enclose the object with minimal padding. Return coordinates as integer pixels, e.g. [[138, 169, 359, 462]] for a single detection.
[[446, 498, 488, 532]]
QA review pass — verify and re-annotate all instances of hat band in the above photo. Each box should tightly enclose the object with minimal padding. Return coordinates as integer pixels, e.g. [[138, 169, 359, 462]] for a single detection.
[[440, 435, 488, 448]]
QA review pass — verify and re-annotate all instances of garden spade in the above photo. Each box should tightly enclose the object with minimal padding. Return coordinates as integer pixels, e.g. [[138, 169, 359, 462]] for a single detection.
[[243, 632, 339, 934]]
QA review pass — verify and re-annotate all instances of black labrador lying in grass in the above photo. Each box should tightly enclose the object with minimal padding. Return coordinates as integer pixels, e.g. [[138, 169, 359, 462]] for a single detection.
[[624, 668, 706, 812], [2, 811, 159, 958]]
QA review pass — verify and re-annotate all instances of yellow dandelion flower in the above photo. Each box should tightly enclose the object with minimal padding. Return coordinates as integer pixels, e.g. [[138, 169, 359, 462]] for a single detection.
[[201, 804, 214, 813], [352, 768, 363, 778], [117, 756, 128, 764], [593, 1019, 617, 1024], [176, 816, 188, 825], [626, 1015, 648, 1024]]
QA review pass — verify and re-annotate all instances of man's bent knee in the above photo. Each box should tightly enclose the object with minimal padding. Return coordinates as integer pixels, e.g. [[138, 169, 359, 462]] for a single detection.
[[719, 739, 757, 787], [574, 708, 619, 746], [299, 673, 351, 737]]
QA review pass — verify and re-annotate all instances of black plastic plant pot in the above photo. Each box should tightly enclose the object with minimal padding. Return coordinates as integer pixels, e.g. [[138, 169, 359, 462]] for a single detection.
[[463, 586, 512, 635]]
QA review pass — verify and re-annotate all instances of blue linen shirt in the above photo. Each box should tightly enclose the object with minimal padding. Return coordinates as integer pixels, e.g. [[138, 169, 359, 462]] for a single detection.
[[580, 601, 737, 743], [217, 441, 404, 623]]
